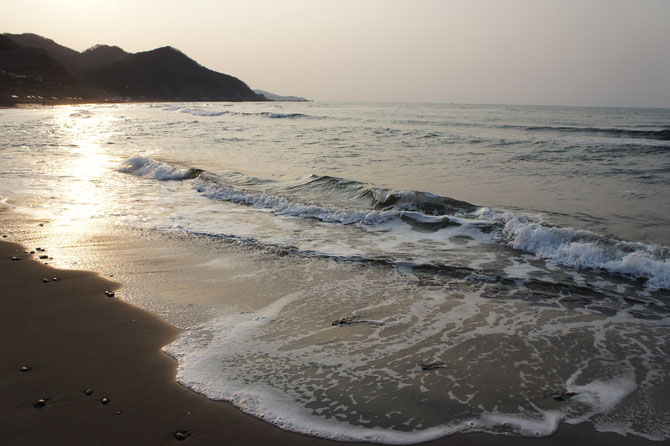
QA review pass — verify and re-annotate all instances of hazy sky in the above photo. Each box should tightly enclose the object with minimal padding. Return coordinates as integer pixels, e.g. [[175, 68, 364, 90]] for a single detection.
[[2, 0, 669, 107]]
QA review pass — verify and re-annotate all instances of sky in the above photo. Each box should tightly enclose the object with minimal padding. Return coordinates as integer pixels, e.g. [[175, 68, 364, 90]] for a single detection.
[[2, 0, 669, 107]]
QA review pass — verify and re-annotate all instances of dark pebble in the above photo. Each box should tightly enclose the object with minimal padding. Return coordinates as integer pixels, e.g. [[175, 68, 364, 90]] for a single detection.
[[175, 431, 189, 441], [2, 235, 7, 238], [104, 290, 115, 298], [84, 389, 93, 396], [20, 366, 32, 372], [420, 361, 447, 370], [29, 251, 35, 254], [36, 248, 45, 252], [11, 256, 21, 261], [33, 398, 46, 408], [332, 317, 353, 326], [38, 223, 44, 227], [101, 397, 110, 405], [53, 277, 61, 282], [43, 278, 51, 283], [39, 255, 48, 259]]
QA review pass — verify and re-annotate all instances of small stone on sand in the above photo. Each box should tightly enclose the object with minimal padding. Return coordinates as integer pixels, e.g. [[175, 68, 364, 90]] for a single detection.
[[84, 389, 93, 396], [43, 278, 51, 283], [20, 366, 32, 372], [174, 431, 189, 441], [39, 255, 48, 259], [33, 398, 46, 408], [101, 397, 110, 404], [104, 290, 115, 298], [420, 361, 447, 370], [11, 256, 21, 261]]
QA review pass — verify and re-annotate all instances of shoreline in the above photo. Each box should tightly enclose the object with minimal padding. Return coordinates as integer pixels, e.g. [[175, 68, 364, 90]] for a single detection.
[[1, 232, 667, 445], [0, 237, 349, 445]]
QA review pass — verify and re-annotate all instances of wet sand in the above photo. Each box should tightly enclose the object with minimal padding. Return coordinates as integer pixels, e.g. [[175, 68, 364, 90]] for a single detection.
[[1, 234, 666, 446]]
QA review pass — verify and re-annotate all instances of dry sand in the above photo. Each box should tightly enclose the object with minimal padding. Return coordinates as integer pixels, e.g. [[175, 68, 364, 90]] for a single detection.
[[1, 236, 666, 446]]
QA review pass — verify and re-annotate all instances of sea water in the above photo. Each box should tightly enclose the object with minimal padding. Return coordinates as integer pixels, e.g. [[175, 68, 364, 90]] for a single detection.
[[1, 102, 669, 442]]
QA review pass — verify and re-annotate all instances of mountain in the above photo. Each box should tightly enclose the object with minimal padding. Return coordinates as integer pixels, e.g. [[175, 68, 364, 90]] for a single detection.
[[84, 46, 262, 101], [4, 33, 86, 74], [0, 34, 86, 103], [81, 44, 129, 70], [1, 33, 264, 103], [254, 89, 308, 102]]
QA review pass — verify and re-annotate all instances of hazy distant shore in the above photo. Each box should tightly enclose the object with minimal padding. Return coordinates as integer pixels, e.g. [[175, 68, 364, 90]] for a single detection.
[[1, 207, 665, 446]]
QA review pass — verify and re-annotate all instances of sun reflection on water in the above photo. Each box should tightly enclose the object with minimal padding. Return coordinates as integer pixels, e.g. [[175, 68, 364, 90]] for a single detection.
[[46, 106, 121, 244]]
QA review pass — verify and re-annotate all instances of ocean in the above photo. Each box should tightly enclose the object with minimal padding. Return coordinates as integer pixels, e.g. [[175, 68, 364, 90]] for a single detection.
[[1, 101, 669, 442]]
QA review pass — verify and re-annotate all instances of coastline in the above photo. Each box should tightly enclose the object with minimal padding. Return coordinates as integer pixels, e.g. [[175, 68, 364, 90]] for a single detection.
[[1, 227, 667, 445]]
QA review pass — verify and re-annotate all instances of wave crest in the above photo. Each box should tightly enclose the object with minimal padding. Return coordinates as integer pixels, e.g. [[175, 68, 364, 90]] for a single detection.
[[194, 176, 397, 225], [117, 156, 670, 289], [118, 156, 203, 181], [480, 209, 670, 289], [523, 125, 670, 141], [262, 112, 308, 119]]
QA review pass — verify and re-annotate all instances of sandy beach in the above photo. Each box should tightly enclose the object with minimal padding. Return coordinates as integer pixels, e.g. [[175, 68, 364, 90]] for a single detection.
[[0, 235, 356, 445], [1, 219, 667, 446]]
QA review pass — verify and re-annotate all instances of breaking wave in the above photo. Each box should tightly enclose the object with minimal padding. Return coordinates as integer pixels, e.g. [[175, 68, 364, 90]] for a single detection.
[[118, 156, 203, 181], [479, 208, 670, 290], [521, 125, 670, 141], [193, 175, 398, 225], [118, 157, 670, 289], [158, 105, 312, 119], [261, 112, 308, 119], [178, 108, 228, 117]]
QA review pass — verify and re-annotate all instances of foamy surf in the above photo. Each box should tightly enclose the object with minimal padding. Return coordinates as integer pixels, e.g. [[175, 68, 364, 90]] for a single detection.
[[118, 156, 670, 290], [480, 208, 670, 290], [164, 268, 668, 443], [118, 156, 203, 181]]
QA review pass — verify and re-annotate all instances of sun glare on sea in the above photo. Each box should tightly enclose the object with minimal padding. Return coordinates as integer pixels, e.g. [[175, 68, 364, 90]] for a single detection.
[[47, 106, 121, 245]]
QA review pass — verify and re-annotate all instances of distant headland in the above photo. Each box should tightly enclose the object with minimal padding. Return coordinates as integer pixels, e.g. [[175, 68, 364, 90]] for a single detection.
[[253, 89, 308, 102], [0, 33, 305, 105]]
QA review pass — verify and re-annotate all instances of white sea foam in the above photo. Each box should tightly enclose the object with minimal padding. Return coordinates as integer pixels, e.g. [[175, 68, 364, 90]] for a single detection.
[[567, 373, 638, 416], [193, 176, 398, 225], [179, 108, 228, 117], [264, 112, 306, 119], [478, 208, 670, 289], [478, 411, 563, 437], [118, 156, 200, 181], [165, 308, 571, 444], [163, 283, 653, 444]]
